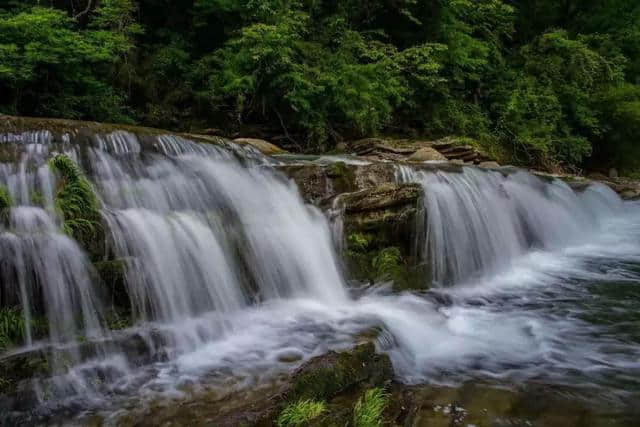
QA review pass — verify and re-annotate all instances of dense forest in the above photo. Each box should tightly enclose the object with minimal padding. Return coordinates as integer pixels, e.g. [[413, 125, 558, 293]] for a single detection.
[[0, 1, 639, 172]]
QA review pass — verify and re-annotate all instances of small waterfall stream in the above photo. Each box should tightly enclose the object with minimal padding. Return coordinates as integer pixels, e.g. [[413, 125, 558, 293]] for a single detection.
[[1, 130, 639, 423], [396, 165, 624, 285]]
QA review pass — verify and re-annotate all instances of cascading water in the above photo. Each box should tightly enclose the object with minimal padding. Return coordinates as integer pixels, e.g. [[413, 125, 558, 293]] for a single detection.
[[0, 129, 350, 421], [396, 165, 624, 285], [1, 129, 639, 424]]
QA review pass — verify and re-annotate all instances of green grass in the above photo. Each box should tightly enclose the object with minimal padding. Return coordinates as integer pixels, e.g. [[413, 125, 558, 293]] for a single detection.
[[353, 388, 388, 427], [277, 399, 326, 427]]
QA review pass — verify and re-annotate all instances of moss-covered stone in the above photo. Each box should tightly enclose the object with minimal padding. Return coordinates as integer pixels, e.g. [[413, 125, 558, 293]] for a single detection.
[[94, 258, 130, 309], [286, 343, 392, 403], [326, 161, 357, 195], [49, 154, 104, 258], [0, 185, 11, 223]]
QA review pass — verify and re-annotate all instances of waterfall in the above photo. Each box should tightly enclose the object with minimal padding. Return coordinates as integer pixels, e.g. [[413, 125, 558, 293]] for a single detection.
[[2, 128, 639, 422], [0, 130, 347, 389], [396, 165, 624, 285]]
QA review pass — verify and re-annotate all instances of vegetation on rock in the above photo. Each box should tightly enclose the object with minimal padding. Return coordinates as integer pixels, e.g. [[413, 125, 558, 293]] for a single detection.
[[0, 307, 24, 350], [276, 399, 326, 427], [1, 1, 639, 172], [49, 154, 102, 248], [287, 342, 392, 403], [353, 388, 388, 427], [0, 184, 11, 222]]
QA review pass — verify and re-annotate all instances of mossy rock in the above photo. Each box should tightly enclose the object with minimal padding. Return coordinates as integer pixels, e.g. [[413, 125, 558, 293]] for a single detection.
[[0, 185, 11, 224], [94, 258, 130, 309], [326, 162, 357, 194], [286, 343, 392, 403]]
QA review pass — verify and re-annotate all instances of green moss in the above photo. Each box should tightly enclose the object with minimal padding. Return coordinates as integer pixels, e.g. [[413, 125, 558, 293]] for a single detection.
[[347, 233, 372, 253], [277, 400, 326, 427], [326, 162, 356, 194], [29, 190, 45, 207], [0, 307, 25, 350], [0, 376, 11, 393], [49, 155, 102, 248], [288, 343, 392, 403], [105, 311, 132, 331], [353, 388, 388, 427], [372, 247, 402, 279], [0, 185, 12, 222]]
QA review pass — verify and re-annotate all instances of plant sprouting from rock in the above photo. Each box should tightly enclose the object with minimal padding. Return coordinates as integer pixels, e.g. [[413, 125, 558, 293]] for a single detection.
[[276, 399, 326, 427], [353, 387, 388, 427], [0, 185, 12, 222], [0, 307, 25, 350], [49, 154, 102, 246]]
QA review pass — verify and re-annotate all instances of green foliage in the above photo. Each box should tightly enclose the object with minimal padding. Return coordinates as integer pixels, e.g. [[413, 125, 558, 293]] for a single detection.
[[276, 399, 326, 427], [348, 233, 372, 253], [0, 4, 134, 121], [0, 307, 25, 350], [372, 247, 402, 279], [1, 0, 639, 172], [49, 155, 101, 245], [0, 185, 12, 220], [353, 387, 388, 427]]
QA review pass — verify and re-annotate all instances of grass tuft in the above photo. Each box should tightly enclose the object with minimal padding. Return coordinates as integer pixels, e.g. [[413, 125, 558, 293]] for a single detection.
[[277, 399, 326, 427], [353, 388, 388, 427]]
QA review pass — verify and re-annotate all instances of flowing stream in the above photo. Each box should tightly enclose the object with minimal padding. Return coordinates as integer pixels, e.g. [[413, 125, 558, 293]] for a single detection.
[[1, 131, 639, 423]]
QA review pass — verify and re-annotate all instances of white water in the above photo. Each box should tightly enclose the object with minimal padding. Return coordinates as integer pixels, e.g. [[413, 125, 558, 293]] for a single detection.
[[1, 132, 640, 422], [396, 165, 624, 285]]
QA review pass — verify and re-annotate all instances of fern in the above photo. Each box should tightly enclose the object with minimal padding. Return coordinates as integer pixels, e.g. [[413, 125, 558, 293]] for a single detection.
[[49, 155, 101, 245]]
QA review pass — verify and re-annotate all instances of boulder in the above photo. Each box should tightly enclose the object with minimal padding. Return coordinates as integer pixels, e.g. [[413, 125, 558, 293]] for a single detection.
[[609, 168, 619, 179], [341, 183, 421, 215], [408, 147, 447, 162], [286, 342, 393, 402], [479, 161, 500, 169], [232, 137, 287, 155]]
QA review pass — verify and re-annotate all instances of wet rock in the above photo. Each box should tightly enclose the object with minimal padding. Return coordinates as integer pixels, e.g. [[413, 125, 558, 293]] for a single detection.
[[609, 168, 619, 179], [281, 165, 334, 204], [353, 163, 397, 189], [408, 147, 447, 162], [349, 138, 385, 155], [479, 161, 500, 168], [286, 343, 393, 402], [339, 183, 421, 243], [232, 138, 287, 156], [111, 344, 392, 427], [95, 258, 130, 308], [335, 142, 347, 153], [279, 162, 397, 204]]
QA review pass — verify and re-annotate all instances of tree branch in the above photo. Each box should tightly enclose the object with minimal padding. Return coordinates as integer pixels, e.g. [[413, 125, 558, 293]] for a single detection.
[[74, 0, 93, 19]]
